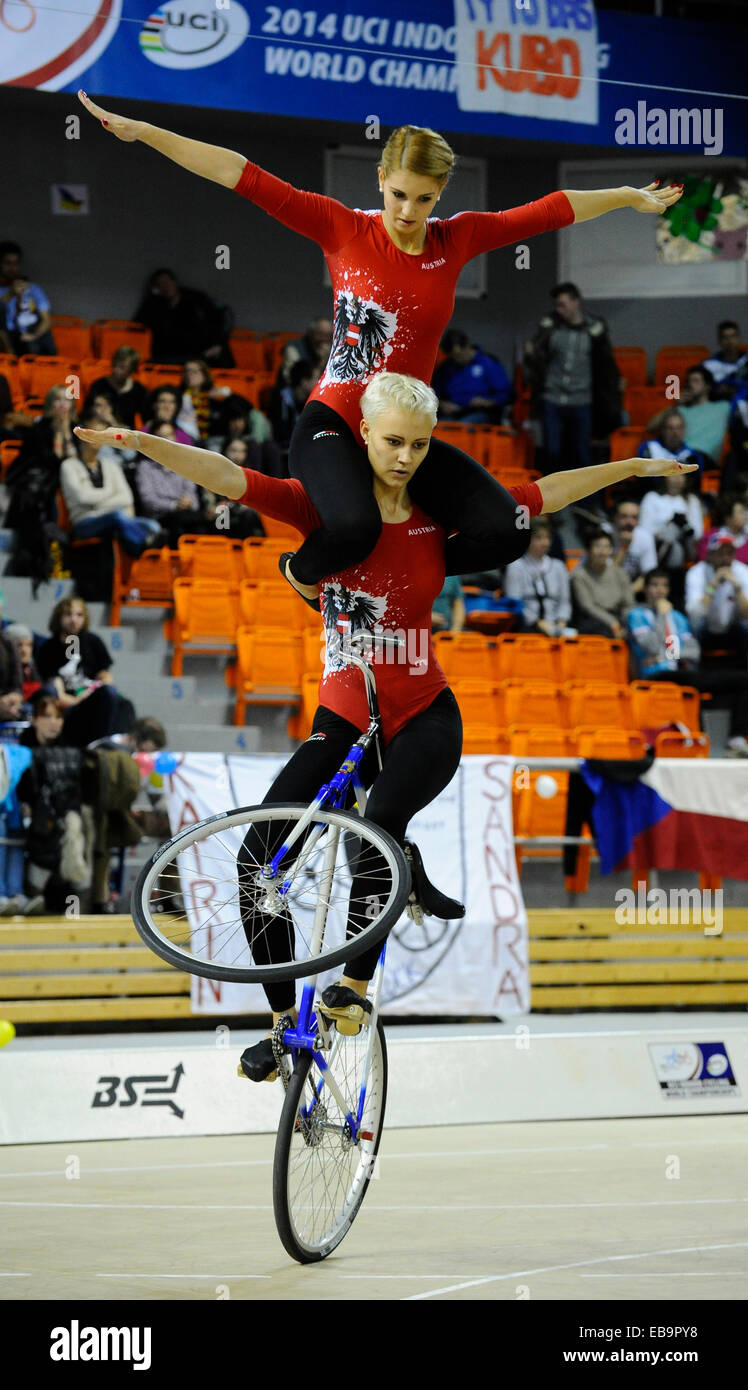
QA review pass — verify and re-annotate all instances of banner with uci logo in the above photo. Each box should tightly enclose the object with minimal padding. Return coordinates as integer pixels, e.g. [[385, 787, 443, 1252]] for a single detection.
[[2, 0, 745, 156]]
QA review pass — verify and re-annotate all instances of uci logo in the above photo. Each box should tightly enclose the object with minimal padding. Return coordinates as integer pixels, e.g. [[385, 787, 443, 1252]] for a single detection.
[[139, 0, 250, 68]]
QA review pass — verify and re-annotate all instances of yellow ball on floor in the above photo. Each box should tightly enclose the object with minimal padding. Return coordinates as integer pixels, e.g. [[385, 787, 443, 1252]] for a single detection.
[[0, 1020, 16, 1048]]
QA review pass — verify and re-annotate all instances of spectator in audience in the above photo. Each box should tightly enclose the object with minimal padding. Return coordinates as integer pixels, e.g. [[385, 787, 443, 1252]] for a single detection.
[[136, 438, 203, 546], [82, 346, 149, 429], [697, 493, 748, 565], [524, 281, 622, 472], [0, 628, 24, 726], [0, 735, 36, 916], [702, 321, 748, 400], [200, 438, 265, 540], [269, 360, 316, 451], [0, 371, 34, 443], [36, 597, 135, 746], [638, 469, 703, 578], [628, 567, 748, 757], [638, 407, 710, 479], [4, 624, 42, 704], [17, 690, 90, 914], [685, 530, 748, 664], [177, 359, 236, 442], [60, 413, 161, 556], [432, 330, 512, 424], [728, 377, 748, 480], [603, 497, 657, 597], [278, 317, 333, 385], [142, 385, 194, 447], [503, 517, 572, 636], [676, 365, 731, 464], [431, 576, 466, 634], [0, 241, 56, 356], [135, 268, 234, 367], [4, 386, 76, 587], [571, 528, 633, 637], [207, 400, 283, 478]]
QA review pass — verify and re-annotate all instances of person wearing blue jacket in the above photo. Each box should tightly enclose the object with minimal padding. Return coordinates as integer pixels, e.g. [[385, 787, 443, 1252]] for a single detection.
[[433, 330, 512, 424]]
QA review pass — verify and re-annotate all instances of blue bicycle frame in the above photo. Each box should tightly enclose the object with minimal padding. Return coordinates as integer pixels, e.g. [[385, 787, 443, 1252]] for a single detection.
[[270, 630, 399, 1145]]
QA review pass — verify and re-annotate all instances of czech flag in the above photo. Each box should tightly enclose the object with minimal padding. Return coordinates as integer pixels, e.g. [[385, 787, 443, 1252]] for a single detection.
[[581, 758, 748, 879]]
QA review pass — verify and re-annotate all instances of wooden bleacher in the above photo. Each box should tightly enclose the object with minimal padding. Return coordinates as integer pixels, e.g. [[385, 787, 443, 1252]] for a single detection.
[[2, 909, 747, 1024]]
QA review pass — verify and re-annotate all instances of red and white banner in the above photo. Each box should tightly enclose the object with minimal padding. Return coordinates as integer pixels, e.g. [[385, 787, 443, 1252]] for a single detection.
[[454, 0, 599, 126], [163, 753, 529, 1018], [2, 0, 122, 90]]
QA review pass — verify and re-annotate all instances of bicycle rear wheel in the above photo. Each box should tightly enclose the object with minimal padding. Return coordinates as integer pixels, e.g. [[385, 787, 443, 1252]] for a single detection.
[[273, 1018, 387, 1263], [132, 804, 410, 985]]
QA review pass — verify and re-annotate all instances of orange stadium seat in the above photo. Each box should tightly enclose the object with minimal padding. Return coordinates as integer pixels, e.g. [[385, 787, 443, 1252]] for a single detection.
[[433, 632, 495, 681], [170, 579, 240, 676], [558, 636, 628, 685], [508, 726, 572, 756], [565, 549, 584, 572], [630, 681, 700, 735], [609, 426, 645, 462], [624, 386, 670, 427], [137, 364, 182, 392], [230, 330, 266, 372], [514, 770, 570, 867], [92, 319, 152, 360], [18, 355, 78, 398], [258, 512, 305, 541], [110, 544, 178, 626], [494, 634, 559, 682], [243, 536, 288, 582], [303, 627, 325, 672], [262, 332, 298, 374], [239, 580, 306, 630], [503, 679, 561, 727], [288, 671, 321, 741], [177, 535, 244, 584], [461, 724, 508, 755], [563, 681, 634, 730], [233, 627, 304, 725], [0, 355, 21, 402], [654, 729, 710, 757], [51, 316, 92, 359], [613, 346, 648, 388], [451, 679, 502, 727], [573, 728, 647, 759], [654, 345, 710, 387], [701, 470, 721, 495], [78, 358, 113, 393]]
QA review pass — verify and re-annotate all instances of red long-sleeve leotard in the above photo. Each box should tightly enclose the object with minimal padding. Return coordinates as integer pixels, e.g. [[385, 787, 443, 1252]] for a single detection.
[[234, 162, 574, 440]]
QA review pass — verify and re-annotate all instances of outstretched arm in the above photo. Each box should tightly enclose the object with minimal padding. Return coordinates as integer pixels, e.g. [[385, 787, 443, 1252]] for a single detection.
[[77, 91, 245, 188], [562, 181, 682, 222], [538, 455, 697, 514], [74, 427, 247, 497]]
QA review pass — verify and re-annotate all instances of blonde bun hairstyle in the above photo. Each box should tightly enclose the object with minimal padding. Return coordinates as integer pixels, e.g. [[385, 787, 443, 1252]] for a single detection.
[[380, 126, 456, 188]]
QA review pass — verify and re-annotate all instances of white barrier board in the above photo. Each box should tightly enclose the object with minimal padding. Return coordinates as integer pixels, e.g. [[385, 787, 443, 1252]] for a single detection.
[[2, 1027, 745, 1145]]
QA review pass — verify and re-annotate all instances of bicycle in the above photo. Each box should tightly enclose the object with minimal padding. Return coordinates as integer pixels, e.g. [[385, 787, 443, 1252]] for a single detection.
[[132, 630, 460, 1261]]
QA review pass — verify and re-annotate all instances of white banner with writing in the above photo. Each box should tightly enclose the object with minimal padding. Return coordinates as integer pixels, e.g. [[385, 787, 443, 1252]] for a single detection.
[[454, 0, 599, 125], [163, 754, 529, 1018]]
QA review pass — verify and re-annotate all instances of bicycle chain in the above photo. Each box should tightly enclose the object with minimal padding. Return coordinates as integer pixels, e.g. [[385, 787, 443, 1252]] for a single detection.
[[271, 1012, 294, 1092]]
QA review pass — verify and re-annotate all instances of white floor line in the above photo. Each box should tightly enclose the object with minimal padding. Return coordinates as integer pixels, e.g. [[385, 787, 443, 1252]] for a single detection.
[[5, 1133, 748, 1182], [403, 1241, 748, 1301], [95, 1273, 271, 1279], [581, 1272, 746, 1277], [2, 1196, 747, 1211]]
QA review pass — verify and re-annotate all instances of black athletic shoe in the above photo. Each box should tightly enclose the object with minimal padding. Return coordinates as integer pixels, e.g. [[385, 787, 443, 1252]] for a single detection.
[[319, 983, 372, 1036], [404, 839, 465, 920], [278, 551, 320, 612], [237, 1038, 278, 1083]]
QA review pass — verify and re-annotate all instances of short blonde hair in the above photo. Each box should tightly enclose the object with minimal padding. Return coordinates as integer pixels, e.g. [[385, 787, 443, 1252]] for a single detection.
[[360, 372, 438, 428], [381, 126, 456, 186]]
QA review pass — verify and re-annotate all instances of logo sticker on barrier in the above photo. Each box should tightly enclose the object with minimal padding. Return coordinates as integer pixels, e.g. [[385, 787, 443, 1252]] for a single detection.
[[91, 1063, 185, 1118], [648, 1041, 739, 1098]]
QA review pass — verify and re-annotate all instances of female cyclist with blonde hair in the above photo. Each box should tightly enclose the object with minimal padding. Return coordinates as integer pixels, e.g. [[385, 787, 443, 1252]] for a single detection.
[[78, 94, 681, 599]]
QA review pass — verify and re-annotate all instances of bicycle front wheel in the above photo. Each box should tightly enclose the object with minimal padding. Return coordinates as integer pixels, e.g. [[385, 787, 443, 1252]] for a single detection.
[[132, 804, 410, 985], [273, 1018, 387, 1263]]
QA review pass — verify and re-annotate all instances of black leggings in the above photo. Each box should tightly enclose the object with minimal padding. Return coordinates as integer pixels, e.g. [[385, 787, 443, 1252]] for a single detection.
[[288, 401, 531, 583], [238, 688, 463, 1013]]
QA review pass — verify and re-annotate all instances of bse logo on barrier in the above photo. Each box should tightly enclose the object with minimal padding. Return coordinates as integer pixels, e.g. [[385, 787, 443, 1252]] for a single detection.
[[92, 1063, 186, 1118], [139, 0, 250, 69], [454, 0, 599, 126]]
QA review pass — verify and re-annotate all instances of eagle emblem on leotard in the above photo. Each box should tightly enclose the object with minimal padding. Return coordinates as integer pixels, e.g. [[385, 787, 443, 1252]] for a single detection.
[[322, 291, 398, 385], [321, 582, 387, 673]]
